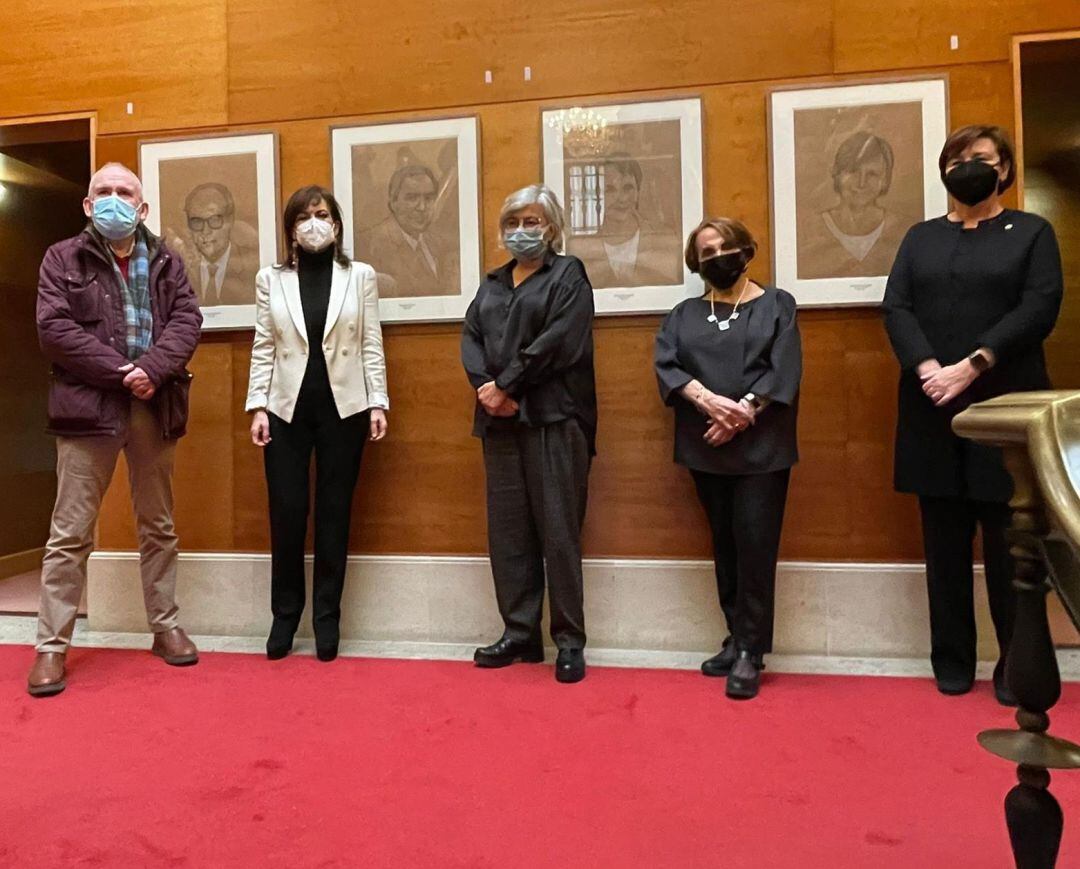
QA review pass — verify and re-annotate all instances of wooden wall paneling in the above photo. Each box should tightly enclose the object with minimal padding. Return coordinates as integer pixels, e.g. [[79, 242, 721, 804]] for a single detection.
[[585, 317, 707, 559], [346, 325, 488, 555], [169, 340, 237, 551], [83, 48, 1062, 562], [231, 340, 270, 551], [95, 137, 139, 173], [833, 0, 1080, 73], [0, 0, 228, 134], [226, 0, 833, 126]]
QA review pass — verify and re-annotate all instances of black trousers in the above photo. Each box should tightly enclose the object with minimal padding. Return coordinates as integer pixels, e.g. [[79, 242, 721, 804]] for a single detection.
[[482, 419, 591, 650], [264, 388, 368, 646], [691, 468, 791, 656], [918, 496, 1015, 682]]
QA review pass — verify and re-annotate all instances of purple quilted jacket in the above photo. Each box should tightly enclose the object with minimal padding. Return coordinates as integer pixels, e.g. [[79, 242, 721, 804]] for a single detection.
[[36, 226, 203, 438]]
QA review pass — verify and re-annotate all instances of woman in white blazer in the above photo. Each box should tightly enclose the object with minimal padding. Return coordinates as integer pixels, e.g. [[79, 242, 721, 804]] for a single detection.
[[246, 185, 388, 662]]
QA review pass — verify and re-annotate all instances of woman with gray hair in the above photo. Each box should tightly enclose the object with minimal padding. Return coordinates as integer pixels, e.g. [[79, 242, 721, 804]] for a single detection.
[[461, 184, 597, 683]]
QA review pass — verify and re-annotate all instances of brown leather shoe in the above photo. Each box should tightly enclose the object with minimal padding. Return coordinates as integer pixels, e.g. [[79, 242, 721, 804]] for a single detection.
[[151, 627, 199, 666], [28, 652, 66, 697]]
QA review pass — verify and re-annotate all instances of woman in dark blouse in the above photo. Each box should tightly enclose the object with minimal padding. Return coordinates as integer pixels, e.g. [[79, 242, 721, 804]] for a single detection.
[[882, 125, 1063, 702], [655, 217, 802, 700], [461, 184, 597, 684]]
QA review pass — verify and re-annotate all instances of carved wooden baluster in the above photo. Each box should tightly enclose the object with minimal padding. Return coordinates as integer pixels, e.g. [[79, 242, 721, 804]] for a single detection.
[[978, 447, 1080, 868], [1003, 502, 1062, 869]]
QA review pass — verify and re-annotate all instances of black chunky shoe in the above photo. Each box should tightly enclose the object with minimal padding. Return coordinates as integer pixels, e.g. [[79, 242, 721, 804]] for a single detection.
[[266, 620, 297, 661], [992, 658, 1017, 707], [473, 636, 545, 668], [726, 650, 763, 700], [555, 648, 586, 683], [935, 672, 974, 696], [701, 636, 737, 678]]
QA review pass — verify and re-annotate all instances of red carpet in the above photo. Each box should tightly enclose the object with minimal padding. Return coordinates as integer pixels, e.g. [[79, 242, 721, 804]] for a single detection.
[[3, 645, 1080, 868]]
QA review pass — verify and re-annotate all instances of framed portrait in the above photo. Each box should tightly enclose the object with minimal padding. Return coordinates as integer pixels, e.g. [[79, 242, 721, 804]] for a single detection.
[[331, 116, 481, 323], [768, 77, 949, 306], [139, 131, 280, 330], [541, 97, 704, 315]]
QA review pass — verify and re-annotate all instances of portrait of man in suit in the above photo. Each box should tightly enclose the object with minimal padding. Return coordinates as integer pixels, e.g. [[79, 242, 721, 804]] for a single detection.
[[157, 150, 266, 309], [354, 156, 460, 299], [181, 182, 261, 307]]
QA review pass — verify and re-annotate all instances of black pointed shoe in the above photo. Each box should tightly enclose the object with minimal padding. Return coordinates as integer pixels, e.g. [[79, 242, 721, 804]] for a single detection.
[[474, 636, 545, 668], [701, 636, 737, 678], [993, 658, 1017, 707], [726, 650, 763, 700], [555, 648, 586, 683]]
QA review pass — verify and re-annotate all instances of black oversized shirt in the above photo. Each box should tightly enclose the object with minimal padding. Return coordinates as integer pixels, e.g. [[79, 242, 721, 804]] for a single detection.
[[655, 287, 802, 475], [461, 251, 598, 453], [882, 209, 1063, 499]]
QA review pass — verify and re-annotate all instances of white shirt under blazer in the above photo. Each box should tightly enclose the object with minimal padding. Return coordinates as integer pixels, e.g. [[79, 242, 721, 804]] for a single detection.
[[245, 260, 389, 422]]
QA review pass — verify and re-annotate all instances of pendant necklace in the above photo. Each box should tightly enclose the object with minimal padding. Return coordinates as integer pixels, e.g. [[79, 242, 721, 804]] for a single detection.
[[706, 281, 749, 332]]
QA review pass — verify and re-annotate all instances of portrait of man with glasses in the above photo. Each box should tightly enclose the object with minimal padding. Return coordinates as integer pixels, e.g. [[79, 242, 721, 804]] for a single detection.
[[179, 181, 262, 307]]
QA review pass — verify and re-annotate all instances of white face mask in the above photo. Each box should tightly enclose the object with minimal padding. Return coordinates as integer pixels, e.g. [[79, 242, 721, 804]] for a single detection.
[[295, 216, 336, 252]]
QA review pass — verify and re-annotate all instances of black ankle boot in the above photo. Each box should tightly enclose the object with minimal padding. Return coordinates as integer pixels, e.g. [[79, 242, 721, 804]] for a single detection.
[[726, 650, 763, 700], [993, 658, 1017, 707], [701, 636, 736, 678], [316, 644, 338, 663], [266, 620, 297, 660], [473, 636, 544, 668]]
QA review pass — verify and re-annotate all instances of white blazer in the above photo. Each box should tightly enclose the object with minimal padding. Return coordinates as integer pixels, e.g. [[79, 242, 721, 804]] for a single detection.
[[245, 260, 389, 423]]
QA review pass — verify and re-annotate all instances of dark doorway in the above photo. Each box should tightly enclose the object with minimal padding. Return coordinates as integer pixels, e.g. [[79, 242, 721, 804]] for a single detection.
[[0, 114, 93, 611], [1016, 34, 1080, 389]]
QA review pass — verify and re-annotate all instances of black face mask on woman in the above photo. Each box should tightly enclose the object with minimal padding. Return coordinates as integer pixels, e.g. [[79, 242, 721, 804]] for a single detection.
[[700, 250, 749, 290], [943, 160, 1000, 207]]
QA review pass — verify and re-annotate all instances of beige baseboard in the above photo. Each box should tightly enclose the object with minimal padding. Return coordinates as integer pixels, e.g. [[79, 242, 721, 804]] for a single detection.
[[0, 547, 44, 581], [86, 552, 1017, 662]]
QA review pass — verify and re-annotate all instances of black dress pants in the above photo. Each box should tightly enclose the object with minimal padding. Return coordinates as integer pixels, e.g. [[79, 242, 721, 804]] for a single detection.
[[265, 388, 368, 646], [691, 468, 791, 656], [918, 496, 1015, 682], [482, 419, 591, 650]]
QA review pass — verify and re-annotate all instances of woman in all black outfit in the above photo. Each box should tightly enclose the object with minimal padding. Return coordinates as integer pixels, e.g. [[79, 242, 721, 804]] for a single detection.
[[882, 125, 1064, 702], [246, 186, 389, 662], [461, 184, 597, 684], [655, 217, 802, 700]]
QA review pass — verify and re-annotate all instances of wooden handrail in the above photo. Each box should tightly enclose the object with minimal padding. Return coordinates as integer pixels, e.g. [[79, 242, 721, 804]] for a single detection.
[[953, 390, 1080, 868]]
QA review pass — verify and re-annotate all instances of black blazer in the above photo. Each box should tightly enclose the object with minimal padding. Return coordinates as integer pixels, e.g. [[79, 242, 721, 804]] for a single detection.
[[882, 209, 1063, 501]]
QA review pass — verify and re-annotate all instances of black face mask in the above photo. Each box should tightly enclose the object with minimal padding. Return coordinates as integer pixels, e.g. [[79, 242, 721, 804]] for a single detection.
[[700, 250, 749, 290], [943, 160, 1000, 206]]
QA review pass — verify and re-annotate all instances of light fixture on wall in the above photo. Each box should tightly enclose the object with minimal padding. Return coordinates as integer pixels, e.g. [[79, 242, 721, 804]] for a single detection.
[[546, 108, 611, 158]]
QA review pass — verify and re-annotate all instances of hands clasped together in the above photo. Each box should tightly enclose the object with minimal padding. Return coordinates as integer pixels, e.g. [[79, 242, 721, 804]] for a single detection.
[[694, 388, 757, 448], [119, 362, 155, 400], [477, 381, 519, 418], [917, 358, 978, 407]]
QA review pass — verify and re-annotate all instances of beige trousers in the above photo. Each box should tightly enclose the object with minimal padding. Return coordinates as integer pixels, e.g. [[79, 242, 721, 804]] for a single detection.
[[36, 400, 180, 652]]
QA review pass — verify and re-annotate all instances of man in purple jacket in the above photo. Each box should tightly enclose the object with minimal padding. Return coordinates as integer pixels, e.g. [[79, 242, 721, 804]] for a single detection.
[[28, 162, 203, 697]]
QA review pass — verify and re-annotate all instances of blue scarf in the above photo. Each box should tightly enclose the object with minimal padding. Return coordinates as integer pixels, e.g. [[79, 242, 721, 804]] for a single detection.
[[112, 230, 153, 360]]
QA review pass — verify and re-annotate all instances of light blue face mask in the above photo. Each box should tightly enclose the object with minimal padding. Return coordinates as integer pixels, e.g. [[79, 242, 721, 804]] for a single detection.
[[503, 227, 548, 261], [91, 194, 141, 240]]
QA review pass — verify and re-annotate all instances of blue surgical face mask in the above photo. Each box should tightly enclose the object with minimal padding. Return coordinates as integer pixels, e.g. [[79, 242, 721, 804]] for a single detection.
[[503, 227, 548, 261], [91, 194, 141, 240]]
